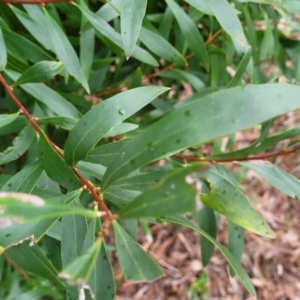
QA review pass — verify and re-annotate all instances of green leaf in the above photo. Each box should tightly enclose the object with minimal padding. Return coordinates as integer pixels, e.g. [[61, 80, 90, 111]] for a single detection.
[[61, 199, 87, 299], [201, 167, 274, 237], [5, 241, 65, 291], [0, 190, 81, 251], [0, 192, 100, 221], [198, 205, 217, 266], [37, 116, 78, 131], [119, 163, 203, 219], [212, 125, 300, 160], [1, 26, 54, 64], [227, 47, 252, 88], [102, 84, 300, 190], [166, 0, 209, 69], [59, 239, 102, 285], [259, 9, 274, 61], [228, 220, 244, 276], [0, 26, 7, 71], [64, 86, 169, 166], [104, 188, 141, 207], [121, 0, 147, 58], [77, 161, 106, 181], [10, 5, 53, 51], [80, 20, 95, 80], [104, 122, 138, 138], [44, 9, 89, 93], [12, 61, 64, 87], [0, 112, 19, 128], [167, 215, 256, 297], [139, 27, 186, 66], [111, 170, 172, 191], [83, 219, 116, 300], [112, 220, 163, 281], [38, 131, 81, 190], [85, 141, 127, 166], [75, 4, 158, 66], [203, 0, 249, 54], [240, 161, 300, 199], [4, 70, 80, 118], [1, 161, 43, 193], [0, 125, 35, 165]]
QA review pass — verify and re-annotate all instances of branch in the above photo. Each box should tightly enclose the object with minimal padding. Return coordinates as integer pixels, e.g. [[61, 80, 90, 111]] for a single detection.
[[0, 72, 113, 221], [95, 29, 224, 97], [172, 147, 300, 163], [0, 0, 71, 4]]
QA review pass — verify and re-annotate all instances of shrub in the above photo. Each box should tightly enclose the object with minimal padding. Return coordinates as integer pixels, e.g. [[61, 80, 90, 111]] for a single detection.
[[0, 0, 300, 298]]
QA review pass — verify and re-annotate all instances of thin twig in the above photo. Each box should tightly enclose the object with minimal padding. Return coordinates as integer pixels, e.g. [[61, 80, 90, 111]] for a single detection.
[[172, 147, 300, 163], [0, 73, 113, 221]]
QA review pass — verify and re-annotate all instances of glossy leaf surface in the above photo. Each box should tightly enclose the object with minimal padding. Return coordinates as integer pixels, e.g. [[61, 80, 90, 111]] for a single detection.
[[65, 86, 169, 166], [121, 0, 147, 58], [102, 84, 300, 190], [113, 220, 163, 281]]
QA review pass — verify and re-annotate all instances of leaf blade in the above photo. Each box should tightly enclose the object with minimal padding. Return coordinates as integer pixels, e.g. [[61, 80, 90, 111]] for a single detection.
[[121, 0, 147, 58], [64, 86, 169, 166]]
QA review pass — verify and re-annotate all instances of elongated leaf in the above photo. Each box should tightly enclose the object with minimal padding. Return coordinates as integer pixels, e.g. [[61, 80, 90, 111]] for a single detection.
[[198, 205, 217, 266], [0, 125, 35, 165], [227, 47, 252, 88], [60, 239, 102, 285], [119, 164, 203, 219], [38, 131, 81, 190], [102, 84, 300, 190], [0, 190, 81, 250], [0, 192, 100, 221], [201, 167, 273, 237], [1, 161, 43, 193], [85, 140, 127, 166], [61, 200, 87, 300], [75, 4, 158, 66], [44, 9, 89, 93], [139, 27, 186, 65], [113, 220, 163, 281], [228, 220, 244, 276], [212, 125, 300, 160], [13, 61, 63, 86], [166, 0, 208, 69], [80, 20, 95, 79], [0, 26, 7, 71], [104, 122, 138, 138], [203, 0, 249, 54], [111, 170, 172, 191], [0, 113, 19, 128], [240, 161, 300, 199], [64, 86, 169, 166], [83, 219, 116, 300], [12, 5, 53, 51], [104, 188, 141, 207], [167, 215, 256, 297], [2, 26, 53, 64], [5, 70, 80, 118], [5, 241, 65, 291], [77, 161, 106, 181], [121, 0, 147, 58], [37, 116, 78, 131]]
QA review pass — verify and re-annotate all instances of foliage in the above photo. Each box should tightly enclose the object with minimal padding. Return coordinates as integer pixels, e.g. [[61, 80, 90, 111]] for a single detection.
[[0, 0, 300, 298]]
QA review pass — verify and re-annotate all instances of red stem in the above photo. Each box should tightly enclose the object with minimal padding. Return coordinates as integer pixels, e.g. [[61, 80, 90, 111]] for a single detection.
[[0, 0, 71, 3], [0, 73, 112, 220], [173, 147, 300, 163]]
